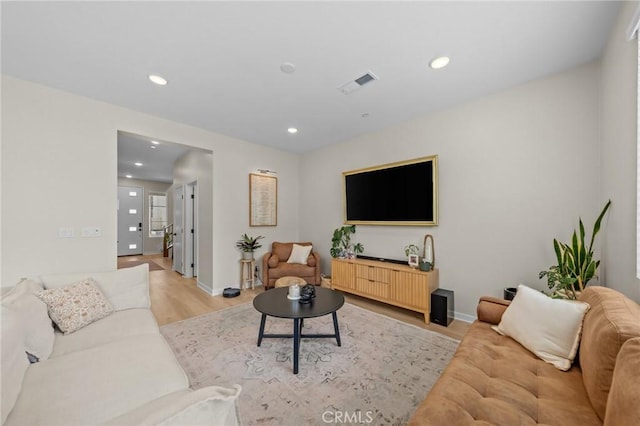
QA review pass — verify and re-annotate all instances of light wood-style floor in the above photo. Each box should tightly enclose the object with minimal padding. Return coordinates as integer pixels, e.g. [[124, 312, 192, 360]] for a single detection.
[[118, 254, 470, 340]]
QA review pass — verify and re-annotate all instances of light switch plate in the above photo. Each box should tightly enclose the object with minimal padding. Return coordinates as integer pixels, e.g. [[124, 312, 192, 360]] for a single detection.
[[58, 227, 74, 238], [82, 227, 101, 237]]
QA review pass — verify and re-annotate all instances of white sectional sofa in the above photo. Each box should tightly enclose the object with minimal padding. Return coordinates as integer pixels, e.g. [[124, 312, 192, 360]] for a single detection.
[[1, 264, 240, 425]]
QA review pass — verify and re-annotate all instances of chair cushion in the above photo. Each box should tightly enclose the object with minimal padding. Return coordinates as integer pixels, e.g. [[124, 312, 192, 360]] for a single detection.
[[5, 334, 189, 426], [50, 308, 159, 357], [40, 264, 150, 311], [267, 263, 316, 280], [272, 242, 312, 262], [604, 337, 640, 426], [409, 321, 601, 425], [578, 286, 640, 420]]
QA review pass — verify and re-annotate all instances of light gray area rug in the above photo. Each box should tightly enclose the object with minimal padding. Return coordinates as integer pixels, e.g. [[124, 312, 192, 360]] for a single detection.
[[160, 302, 459, 426]]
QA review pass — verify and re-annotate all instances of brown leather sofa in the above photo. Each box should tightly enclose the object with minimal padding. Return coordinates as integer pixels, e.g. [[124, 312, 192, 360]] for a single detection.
[[262, 242, 321, 289], [409, 286, 640, 425]]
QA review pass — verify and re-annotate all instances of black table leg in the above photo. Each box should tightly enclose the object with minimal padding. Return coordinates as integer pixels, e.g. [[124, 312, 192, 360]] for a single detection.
[[257, 314, 267, 347], [300, 318, 304, 329], [293, 318, 300, 374], [332, 311, 341, 347]]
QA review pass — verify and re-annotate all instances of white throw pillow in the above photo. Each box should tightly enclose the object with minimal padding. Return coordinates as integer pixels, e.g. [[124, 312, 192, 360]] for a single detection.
[[492, 284, 590, 371], [38, 278, 114, 334], [287, 244, 313, 265], [1, 279, 55, 361]]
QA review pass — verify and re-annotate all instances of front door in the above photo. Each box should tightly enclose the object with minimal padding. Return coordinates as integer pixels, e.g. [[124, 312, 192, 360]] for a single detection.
[[117, 186, 143, 256]]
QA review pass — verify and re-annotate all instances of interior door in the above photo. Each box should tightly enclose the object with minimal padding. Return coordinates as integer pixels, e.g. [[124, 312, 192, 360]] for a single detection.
[[117, 186, 143, 256], [173, 185, 184, 274], [183, 181, 198, 278]]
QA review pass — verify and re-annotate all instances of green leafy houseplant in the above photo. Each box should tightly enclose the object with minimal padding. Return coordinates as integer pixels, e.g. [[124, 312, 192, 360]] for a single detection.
[[539, 200, 611, 299], [404, 244, 420, 257], [330, 225, 364, 258], [236, 234, 264, 253]]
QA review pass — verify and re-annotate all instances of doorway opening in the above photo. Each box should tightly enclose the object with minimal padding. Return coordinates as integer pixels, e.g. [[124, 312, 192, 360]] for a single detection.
[[117, 131, 213, 292]]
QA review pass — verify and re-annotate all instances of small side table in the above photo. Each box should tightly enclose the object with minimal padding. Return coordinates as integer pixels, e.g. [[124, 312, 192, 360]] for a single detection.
[[240, 259, 255, 290]]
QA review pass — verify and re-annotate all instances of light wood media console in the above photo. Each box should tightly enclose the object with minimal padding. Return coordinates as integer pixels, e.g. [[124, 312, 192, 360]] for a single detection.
[[331, 258, 439, 323]]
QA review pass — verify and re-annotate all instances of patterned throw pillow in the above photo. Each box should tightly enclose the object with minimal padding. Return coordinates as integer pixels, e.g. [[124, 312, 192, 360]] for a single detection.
[[38, 278, 114, 334]]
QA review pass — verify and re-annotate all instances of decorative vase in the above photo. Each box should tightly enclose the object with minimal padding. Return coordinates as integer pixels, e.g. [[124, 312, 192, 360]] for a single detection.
[[422, 234, 435, 269], [419, 260, 432, 272]]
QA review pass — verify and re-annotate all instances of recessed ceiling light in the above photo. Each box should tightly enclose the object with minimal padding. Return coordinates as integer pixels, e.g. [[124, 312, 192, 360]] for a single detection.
[[125, 175, 133, 179], [150, 140, 160, 145], [148, 74, 168, 85], [134, 162, 143, 167], [429, 56, 450, 70], [280, 62, 296, 74], [150, 145, 157, 149], [362, 113, 370, 118], [287, 127, 298, 134]]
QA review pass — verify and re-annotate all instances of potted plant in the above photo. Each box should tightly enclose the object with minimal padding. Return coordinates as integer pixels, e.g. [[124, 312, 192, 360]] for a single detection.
[[404, 244, 420, 258], [539, 200, 611, 299], [236, 233, 264, 260], [330, 225, 364, 258]]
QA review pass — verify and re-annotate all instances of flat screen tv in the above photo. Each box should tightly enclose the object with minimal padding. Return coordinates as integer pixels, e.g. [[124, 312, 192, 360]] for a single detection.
[[343, 155, 438, 226]]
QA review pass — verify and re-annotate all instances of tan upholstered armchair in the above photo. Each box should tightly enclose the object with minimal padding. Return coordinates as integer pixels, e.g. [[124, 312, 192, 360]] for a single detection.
[[262, 242, 321, 289]]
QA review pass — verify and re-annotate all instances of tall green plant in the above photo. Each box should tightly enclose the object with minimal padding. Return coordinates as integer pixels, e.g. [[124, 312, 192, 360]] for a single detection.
[[539, 200, 611, 299], [330, 225, 364, 258]]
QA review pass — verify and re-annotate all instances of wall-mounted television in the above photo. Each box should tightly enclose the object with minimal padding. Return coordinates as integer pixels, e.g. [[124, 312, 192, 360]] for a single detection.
[[343, 155, 438, 226]]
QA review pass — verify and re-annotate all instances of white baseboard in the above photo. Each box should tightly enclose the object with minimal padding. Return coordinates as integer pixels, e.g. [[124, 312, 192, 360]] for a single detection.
[[453, 311, 476, 323], [197, 280, 213, 295], [208, 283, 264, 297]]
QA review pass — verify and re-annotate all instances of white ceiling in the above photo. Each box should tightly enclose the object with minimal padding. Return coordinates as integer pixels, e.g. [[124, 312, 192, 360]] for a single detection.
[[117, 133, 195, 183], [2, 1, 621, 154]]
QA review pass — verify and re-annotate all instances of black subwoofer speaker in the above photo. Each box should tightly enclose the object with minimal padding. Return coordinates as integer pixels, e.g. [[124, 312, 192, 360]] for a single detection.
[[430, 288, 454, 327]]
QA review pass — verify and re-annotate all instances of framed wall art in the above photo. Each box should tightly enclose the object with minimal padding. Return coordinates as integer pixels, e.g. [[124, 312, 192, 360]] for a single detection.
[[249, 173, 277, 226]]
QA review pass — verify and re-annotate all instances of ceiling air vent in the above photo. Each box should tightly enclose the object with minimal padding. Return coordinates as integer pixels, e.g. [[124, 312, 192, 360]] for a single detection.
[[337, 71, 379, 95]]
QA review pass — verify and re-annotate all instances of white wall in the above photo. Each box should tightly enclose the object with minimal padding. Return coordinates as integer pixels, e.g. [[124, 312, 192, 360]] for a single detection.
[[171, 150, 214, 292], [117, 177, 171, 255], [600, 1, 640, 302], [1, 75, 300, 293], [300, 63, 602, 318]]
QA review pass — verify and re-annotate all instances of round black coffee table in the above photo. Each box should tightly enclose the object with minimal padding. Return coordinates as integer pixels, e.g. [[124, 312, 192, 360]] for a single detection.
[[253, 286, 345, 374]]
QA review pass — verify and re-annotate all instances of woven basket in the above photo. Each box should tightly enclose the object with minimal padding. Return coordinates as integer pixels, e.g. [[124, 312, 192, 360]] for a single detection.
[[321, 276, 332, 289]]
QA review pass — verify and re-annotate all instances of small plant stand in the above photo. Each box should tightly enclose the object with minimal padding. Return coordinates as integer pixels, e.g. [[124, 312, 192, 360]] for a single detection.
[[240, 259, 255, 290]]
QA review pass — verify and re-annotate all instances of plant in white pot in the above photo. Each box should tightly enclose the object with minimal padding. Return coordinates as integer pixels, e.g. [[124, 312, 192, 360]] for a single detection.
[[236, 234, 264, 260], [539, 200, 611, 300]]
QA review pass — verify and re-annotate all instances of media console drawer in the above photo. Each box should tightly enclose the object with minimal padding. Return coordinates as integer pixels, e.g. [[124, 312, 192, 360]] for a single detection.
[[331, 258, 439, 324]]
